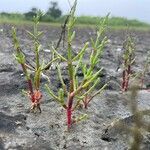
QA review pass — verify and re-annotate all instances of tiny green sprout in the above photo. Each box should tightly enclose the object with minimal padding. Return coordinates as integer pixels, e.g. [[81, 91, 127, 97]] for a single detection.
[[121, 36, 135, 92], [12, 13, 57, 113], [45, 0, 109, 130]]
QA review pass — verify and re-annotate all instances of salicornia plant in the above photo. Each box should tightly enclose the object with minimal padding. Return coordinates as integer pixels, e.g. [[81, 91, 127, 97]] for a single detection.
[[79, 15, 109, 109], [12, 14, 57, 113], [45, 0, 108, 130], [121, 36, 135, 92]]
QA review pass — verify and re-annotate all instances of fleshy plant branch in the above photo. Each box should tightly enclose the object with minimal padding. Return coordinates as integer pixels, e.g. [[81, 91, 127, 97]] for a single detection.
[[12, 14, 57, 113], [79, 15, 109, 108], [121, 36, 135, 92], [45, 0, 109, 130]]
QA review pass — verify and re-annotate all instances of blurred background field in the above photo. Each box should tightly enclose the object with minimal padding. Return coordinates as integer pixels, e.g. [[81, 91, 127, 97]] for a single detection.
[[0, 0, 150, 30]]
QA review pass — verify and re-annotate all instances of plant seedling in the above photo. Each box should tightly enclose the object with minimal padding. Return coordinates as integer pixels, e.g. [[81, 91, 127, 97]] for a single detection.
[[12, 14, 57, 113], [79, 15, 109, 109], [45, 0, 108, 130], [121, 36, 135, 92]]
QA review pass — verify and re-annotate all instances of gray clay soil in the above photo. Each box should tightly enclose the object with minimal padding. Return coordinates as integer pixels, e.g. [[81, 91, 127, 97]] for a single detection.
[[0, 24, 150, 150]]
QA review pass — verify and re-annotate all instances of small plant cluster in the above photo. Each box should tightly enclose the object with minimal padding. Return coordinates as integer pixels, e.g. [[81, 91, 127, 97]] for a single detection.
[[45, 1, 108, 129], [12, 1, 149, 137], [12, 1, 108, 129], [12, 14, 57, 113], [12, 1, 108, 130], [121, 36, 135, 92], [121, 37, 150, 92]]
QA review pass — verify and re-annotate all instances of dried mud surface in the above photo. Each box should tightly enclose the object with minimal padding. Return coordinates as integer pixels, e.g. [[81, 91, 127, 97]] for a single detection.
[[0, 24, 150, 150]]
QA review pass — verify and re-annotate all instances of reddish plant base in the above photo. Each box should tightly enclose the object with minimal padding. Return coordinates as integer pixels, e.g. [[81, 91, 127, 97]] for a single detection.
[[29, 90, 42, 113], [67, 109, 72, 129], [67, 92, 74, 129], [121, 67, 131, 92]]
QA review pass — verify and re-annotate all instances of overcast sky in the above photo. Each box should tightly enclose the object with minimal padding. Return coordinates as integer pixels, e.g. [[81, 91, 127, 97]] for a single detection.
[[0, 0, 150, 23]]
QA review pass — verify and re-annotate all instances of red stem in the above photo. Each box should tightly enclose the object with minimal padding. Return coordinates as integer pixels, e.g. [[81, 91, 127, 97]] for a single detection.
[[122, 59, 127, 91], [67, 92, 74, 129], [125, 65, 131, 91], [122, 70, 126, 91], [67, 109, 72, 129]]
